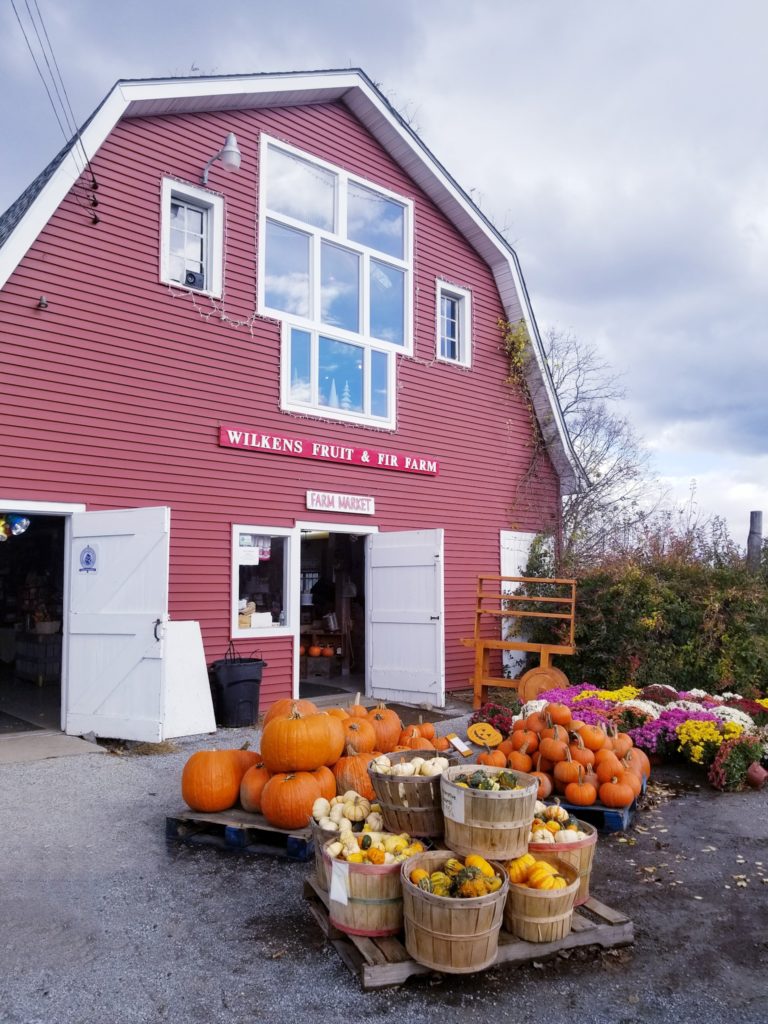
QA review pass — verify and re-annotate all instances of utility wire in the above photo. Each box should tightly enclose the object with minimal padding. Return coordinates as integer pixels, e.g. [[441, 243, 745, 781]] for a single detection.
[[29, 0, 98, 188]]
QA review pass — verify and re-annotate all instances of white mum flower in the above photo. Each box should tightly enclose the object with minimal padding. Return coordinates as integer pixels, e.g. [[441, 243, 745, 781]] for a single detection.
[[520, 699, 547, 718], [709, 706, 755, 732], [667, 700, 709, 712], [621, 700, 663, 720]]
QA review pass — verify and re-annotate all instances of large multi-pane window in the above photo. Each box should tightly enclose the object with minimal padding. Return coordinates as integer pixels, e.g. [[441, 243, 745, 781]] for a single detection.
[[260, 138, 412, 428]]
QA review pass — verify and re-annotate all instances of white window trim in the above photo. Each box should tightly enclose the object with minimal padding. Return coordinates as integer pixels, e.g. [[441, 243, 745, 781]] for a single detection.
[[436, 280, 472, 368], [258, 134, 413, 429], [231, 524, 298, 639], [160, 178, 224, 298], [279, 321, 397, 430]]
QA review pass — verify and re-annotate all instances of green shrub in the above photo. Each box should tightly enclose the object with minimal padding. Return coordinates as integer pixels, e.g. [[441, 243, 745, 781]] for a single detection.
[[519, 534, 768, 697]]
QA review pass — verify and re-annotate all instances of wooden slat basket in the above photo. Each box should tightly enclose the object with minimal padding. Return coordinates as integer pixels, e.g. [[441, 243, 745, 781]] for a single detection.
[[504, 853, 579, 942], [401, 850, 509, 974], [309, 818, 338, 892], [440, 765, 537, 859], [323, 841, 405, 937], [528, 819, 597, 906], [368, 750, 456, 837]]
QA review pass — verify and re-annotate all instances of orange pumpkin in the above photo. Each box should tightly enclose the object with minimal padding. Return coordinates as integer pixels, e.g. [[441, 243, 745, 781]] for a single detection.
[[478, 746, 506, 767], [346, 692, 368, 718], [229, 748, 262, 780], [418, 719, 436, 741], [398, 724, 422, 745], [525, 710, 549, 733], [544, 702, 572, 727], [511, 729, 539, 755], [580, 724, 607, 752], [239, 762, 272, 813], [262, 697, 318, 728], [366, 704, 402, 753], [507, 742, 533, 774], [326, 707, 349, 720], [568, 734, 595, 768], [432, 736, 451, 752], [408, 736, 435, 751], [321, 646, 334, 657], [595, 753, 625, 785], [299, 645, 306, 656], [599, 775, 635, 808], [539, 725, 569, 763], [261, 771, 322, 829], [311, 764, 337, 801], [553, 748, 582, 790], [343, 717, 377, 753], [332, 747, 376, 799], [182, 750, 241, 812], [308, 646, 322, 657], [564, 766, 597, 806], [261, 706, 343, 772]]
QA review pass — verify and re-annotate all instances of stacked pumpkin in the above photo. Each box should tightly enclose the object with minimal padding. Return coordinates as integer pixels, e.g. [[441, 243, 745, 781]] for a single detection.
[[181, 695, 437, 831], [483, 701, 650, 810]]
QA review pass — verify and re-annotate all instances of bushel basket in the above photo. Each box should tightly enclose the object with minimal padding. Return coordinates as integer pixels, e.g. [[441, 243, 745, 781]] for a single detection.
[[368, 750, 457, 837], [440, 765, 537, 859], [504, 853, 579, 942]]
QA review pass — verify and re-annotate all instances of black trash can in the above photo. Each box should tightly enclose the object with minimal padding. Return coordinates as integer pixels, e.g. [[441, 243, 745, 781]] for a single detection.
[[209, 655, 267, 728]]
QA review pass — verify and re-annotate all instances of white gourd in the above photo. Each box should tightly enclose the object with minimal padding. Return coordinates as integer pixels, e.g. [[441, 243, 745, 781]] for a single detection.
[[317, 816, 338, 831], [312, 798, 331, 821], [325, 841, 343, 859], [531, 828, 555, 843], [410, 757, 425, 773], [391, 762, 415, 777], [329, 803, 346, 824]]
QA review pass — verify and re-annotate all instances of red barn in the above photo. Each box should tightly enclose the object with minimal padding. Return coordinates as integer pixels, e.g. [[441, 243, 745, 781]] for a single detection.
[[0, 70, 583, 741]]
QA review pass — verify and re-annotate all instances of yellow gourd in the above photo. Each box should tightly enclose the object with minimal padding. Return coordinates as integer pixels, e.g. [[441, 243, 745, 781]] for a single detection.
[[366, 847, 386, 865], [410, 868, 429, 886], [465, 854, 495, 878], [507, 853, 536, 885], [544, 820, 561, 834]]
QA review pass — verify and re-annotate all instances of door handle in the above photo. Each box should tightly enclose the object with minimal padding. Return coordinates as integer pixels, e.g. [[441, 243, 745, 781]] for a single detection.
[[430, 615, 440, 621], [153, 618, 163, 641]]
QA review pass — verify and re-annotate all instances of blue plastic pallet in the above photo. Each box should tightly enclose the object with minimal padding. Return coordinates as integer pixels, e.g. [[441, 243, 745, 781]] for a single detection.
[[546, 796, 638, 833], [166, 808, 313, 861]]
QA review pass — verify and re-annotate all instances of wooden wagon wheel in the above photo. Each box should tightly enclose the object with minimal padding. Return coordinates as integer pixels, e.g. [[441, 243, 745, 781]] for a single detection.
[[518, 666, 568, 702]]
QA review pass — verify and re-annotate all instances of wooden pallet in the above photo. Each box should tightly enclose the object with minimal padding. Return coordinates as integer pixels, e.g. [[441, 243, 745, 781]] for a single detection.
[[304, 875, 633, 990], [551, 787, 645, 834], [166, 808, 313, 861]]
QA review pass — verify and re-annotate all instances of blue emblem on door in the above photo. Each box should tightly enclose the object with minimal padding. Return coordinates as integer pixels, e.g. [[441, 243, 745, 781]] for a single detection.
[[79, 544, 97, 573]]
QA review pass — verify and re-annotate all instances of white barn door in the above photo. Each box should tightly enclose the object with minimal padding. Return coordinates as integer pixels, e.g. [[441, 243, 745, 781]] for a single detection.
[[500, 530, 537, 677], [66, 506, 170, 741], [366, 529, 445, 707]]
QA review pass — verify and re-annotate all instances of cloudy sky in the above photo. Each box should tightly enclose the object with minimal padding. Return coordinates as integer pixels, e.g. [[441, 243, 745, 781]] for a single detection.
[[2, 0, 766, 544]]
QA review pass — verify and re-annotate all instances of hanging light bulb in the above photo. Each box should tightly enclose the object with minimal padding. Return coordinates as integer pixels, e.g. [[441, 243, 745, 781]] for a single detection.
[[7, 515, 30, 536]]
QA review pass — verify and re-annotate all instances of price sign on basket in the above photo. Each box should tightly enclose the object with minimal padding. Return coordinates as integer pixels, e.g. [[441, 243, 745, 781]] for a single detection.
[[440, 783, 465, 825], [329, 858, 350, 905]]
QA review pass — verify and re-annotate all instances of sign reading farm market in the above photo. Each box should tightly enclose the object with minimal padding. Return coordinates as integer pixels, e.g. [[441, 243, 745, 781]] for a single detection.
[[219, 425, 439, 476], [306, 491, 375, 515]]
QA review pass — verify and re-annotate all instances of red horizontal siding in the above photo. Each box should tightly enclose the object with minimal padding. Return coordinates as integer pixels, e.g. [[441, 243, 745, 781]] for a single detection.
[[0, 100, 560, 700]]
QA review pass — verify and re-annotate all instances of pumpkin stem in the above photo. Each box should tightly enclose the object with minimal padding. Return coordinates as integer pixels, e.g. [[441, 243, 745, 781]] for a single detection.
[[239, 741, 251, 751]]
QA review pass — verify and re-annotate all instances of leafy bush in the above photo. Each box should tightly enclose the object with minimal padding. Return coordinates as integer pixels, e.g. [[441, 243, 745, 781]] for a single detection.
[[519, 530, 768, 698]]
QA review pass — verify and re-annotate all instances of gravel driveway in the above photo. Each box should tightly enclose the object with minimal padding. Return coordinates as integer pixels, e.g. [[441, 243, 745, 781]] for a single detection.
[[1, 728, 766, 1024]]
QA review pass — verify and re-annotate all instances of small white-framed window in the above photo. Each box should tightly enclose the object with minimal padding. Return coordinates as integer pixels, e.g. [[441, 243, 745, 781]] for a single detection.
[[160, 178, 224, 297], [436, 281, 472, 368], [231, 525, 297, 638]]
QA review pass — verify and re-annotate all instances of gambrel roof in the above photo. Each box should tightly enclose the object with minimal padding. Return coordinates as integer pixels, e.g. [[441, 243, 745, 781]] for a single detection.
[[0, 68, 586, 493]]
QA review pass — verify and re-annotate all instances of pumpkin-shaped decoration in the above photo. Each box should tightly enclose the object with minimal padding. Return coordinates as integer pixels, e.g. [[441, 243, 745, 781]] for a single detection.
[[311, 764, 337, 801], [366, 703, 402, 753], [321, 646, 335, 657], [262, 697, 318, 728], [261, 705, 343, 773], [466, 722, 503, 748], [343, 717, 377, 753], [308, 646, 322, 658], [261, 771, 322, 829], [182, 750, 242, 812], [332, 747, 376, 800], [239, 762, 272, 813]]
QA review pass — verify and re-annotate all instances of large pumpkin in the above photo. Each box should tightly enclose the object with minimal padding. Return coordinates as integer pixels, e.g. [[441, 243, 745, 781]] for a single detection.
[[229, 749, 262, 781], [261, 771, 322, 829], [239, 762, 272, 813], [261, 706, 343, 772], [262, 697, 318, 728], [332, 747, 376, 800], [181, 750, 241, 812], [311, 764, 337, 801], [365, 704, 402, 752]]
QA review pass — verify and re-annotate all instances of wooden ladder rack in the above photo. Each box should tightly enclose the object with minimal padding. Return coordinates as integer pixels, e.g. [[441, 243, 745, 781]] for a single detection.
[[460, 574, 577, 709]]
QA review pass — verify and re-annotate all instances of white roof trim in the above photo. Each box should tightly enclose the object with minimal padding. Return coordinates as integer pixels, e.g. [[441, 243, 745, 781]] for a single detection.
[[0, 70, 585, 493]]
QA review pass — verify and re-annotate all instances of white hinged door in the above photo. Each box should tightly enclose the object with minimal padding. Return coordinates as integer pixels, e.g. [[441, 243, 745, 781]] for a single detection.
[[66, 506, 170, 741], [366, 529, 444, 707]]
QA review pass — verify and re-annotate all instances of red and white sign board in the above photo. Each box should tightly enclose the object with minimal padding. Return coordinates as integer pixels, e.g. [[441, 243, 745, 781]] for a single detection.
[[219, 425, 439, 476], [306, 490, 375, 515]]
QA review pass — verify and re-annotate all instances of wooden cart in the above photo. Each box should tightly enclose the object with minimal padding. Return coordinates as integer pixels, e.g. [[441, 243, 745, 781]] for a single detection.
[[461, 575, 576, 708]]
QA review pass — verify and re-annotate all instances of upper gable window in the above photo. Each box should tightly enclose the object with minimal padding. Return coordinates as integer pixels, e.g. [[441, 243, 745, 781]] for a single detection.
[[260, 137, 413, 430], [159, 179, 223, 297], [436, 281, 472, 368]]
